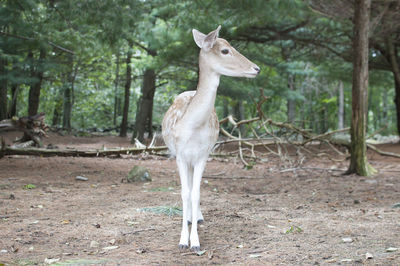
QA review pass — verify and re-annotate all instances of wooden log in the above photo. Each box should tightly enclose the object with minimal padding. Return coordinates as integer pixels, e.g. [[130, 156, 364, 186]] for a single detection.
[[1, 146, 168, 157]]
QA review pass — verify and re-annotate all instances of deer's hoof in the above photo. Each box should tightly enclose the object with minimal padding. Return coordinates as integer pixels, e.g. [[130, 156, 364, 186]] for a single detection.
[[179, 244, 188, 251], [187, 219, 204, 225], [191, 246, 201, 252]]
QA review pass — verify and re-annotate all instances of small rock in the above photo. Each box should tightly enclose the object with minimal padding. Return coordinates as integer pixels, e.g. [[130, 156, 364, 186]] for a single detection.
[[0, 249, 7, 253], [76, 176, 88, 181], [386, 247, 398, 252], [365, 252, 373, 259], [342, 237, 353, 243], [90, 240, 99, 248], [136, 248, 146, 254], [249, 254, 262, 258], [109, 239, 116, 245], [341, 258, 352, 262], [365, 179, 377, 185], [126, 166, 151, 183]]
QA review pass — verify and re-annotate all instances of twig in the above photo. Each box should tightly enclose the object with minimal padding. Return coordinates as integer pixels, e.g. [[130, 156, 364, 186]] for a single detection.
[[280, 167, 347, 172], [122, 228, 156, 235]]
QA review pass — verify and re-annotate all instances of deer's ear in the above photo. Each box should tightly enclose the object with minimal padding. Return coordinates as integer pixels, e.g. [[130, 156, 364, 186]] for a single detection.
[[202, 25, 221, 51], [192, 29, 207, 49], [192, 25, 221, 51]]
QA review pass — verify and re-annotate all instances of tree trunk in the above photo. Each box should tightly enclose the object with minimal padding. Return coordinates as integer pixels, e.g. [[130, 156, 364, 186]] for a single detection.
[[113, 50, 120, 126], [287, 74, 296, 123], [62, 55, 74, 130], [52, 88, 63, 126], [133, 68, 156, 143], [120, 44, 132, 137], [0, 57, 8, 120], [28, 49, 46, 116], [385, 37, 400, 137], [337, 80, 344, 129], [8, 84, 18, 118], [347, 0, 376, 176], [394, 78, 400, 137]]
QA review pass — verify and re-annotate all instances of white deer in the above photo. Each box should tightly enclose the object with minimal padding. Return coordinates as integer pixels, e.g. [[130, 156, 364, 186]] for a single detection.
[[162, 25, 260, 251]]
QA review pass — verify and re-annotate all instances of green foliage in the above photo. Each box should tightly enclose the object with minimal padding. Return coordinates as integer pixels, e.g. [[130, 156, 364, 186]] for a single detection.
[[138, 206, 183, 217], [23, 184, 36, 190], [0, 0, 398, 136]]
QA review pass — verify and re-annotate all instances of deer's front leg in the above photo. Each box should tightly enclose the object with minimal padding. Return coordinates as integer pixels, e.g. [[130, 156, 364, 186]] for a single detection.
[[177, 157, 190, 250], [190, 160, 206, 252]]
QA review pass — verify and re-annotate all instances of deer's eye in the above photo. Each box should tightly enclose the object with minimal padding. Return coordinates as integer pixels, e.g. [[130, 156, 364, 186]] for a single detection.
[[221, 49, 229, 55]]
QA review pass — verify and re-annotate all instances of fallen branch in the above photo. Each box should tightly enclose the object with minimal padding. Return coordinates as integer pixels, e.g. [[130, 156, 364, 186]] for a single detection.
[[367, 143, 400, 158], [1, 146, 167, 158]]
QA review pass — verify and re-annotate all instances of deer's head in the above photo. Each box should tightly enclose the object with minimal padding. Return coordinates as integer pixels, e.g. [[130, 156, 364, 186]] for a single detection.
[[193, 25, 260, 78]]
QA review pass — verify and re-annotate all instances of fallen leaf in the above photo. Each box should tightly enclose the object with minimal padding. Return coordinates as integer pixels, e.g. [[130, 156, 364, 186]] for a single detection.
[[90, 240, 99, 248], [44, 258, 60, 264], [342, 237, 353, 243], [76, 176, 88, 181], [102, 245, 119, 250], [196, 250, 207, 256], [392, 203, 400, 208], [208, 250, 214, 259]]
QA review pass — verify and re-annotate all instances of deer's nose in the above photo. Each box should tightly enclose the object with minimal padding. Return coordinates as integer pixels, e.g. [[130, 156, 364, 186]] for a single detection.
[[254, 66, 260, 74]]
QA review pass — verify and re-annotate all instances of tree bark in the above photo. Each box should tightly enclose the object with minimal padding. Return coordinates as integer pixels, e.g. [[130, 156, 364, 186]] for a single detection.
[[113, 50, 120, 126], [28, 49, 46, 116], [0, 56, 8, 120], [287, 74, 296, 123], [337, 80, 344, 129], [347, 0, 376, 176], [120, 43, 133, 137], [8, 84, 18, 118], [385, 37, 400, 137], [62, 55, 74, 130], [133, 68, 156, 142]]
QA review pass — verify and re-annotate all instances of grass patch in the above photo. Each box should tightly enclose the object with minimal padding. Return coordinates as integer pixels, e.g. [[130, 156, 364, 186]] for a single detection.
[[147, 187, 174, 192], [23, 184, 36, 190], [285, 225, 303, 234], [138, 206, 182, 217]]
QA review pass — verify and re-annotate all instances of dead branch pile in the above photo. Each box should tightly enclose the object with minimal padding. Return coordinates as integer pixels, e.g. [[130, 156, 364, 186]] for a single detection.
[[0, 113, 48, 147]]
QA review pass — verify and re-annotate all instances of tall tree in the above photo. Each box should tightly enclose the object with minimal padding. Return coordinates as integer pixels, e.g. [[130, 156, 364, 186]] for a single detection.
[[120, 43, 133, 137], [0, 56, 7, 120], [28, 49, 46, 116], [134, 68, 156, 142], [346, 0, 376, 176]]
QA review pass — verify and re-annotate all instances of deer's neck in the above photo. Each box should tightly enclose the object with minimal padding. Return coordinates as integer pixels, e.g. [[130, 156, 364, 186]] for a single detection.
[[182, 65, 220, 128]]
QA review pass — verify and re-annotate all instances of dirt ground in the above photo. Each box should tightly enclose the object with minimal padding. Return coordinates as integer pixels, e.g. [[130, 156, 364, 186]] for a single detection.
[[0, 132, 399, 265]]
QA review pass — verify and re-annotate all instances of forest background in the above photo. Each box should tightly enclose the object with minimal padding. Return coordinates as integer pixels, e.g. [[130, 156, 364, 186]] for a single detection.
[[1, 0, 400, 144]]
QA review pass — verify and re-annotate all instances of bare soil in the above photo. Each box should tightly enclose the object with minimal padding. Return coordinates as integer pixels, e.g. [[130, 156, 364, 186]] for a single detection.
[[1, 132, 400, 265]]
